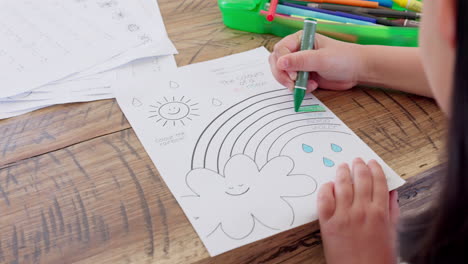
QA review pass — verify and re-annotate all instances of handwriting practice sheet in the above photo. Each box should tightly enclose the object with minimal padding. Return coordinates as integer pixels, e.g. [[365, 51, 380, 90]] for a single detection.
[[0, 0, 177, 119], [116, 48, 405, 256], [68, 0, 177, 78], [0, 0, 176, 98]]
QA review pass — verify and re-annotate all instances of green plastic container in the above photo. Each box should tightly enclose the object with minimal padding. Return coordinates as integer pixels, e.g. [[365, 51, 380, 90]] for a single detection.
[[218, 0, 419, 46]]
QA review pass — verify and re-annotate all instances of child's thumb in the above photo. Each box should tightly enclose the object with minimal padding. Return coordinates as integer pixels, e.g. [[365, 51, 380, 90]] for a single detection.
[[277, 50, 325, 72]]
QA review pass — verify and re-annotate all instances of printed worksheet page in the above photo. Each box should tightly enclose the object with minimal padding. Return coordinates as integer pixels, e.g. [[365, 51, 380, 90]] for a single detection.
[[115, 48, 405, 256]]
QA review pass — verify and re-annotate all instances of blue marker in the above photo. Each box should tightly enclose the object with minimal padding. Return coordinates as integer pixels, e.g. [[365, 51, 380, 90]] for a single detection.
[[335, 11, 377, 23], [364, 0, 393, 8], [283, 3, 377, 24], [274, 3, 378, 26]]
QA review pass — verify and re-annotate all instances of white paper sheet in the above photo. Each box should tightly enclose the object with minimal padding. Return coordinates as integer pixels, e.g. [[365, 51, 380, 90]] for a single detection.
[[0, 55, 177, 119], [119, 54, 178, 79], [67, 0, 177, 78], [0, 0, 176, 98], [115, 48, 405, 256]]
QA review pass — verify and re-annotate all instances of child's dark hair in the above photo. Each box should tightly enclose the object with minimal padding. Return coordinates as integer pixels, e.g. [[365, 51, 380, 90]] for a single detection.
[[399, 0, 468, 262]]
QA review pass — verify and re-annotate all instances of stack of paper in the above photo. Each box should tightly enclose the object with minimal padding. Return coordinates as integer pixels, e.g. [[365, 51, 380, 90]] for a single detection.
[[0, 0, 177, 119]]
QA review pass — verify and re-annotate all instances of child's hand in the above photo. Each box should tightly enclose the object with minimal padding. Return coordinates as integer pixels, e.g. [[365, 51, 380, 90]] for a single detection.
[[318, 158, 400, 264], [269, 31, 366, 92]]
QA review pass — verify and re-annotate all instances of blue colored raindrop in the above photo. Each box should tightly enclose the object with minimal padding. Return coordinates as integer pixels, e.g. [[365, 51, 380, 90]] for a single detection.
[[331, 143, 342, 152], [323, 157, 335, 167], [302, 144, 314, 153]]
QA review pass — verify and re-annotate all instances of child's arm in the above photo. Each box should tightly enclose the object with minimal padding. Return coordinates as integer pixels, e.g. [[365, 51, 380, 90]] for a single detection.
[[270, 31, 432, 97], [359, 45, 432, 97]]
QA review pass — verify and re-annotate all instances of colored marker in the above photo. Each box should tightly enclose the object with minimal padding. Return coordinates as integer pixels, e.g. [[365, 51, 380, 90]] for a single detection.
[[291, 15, 359, 42], [292, 14, 350, 24], [335, 11, 377, 23], [304, 0, 379, 8], [267, 0, 279, 21], [363, 0, 393, 8], [279, 0, 309, 6], [352, 12, 399, 26], [392, 0, 422, 12], [294, 18, 317, 112], [392, 19, 420, 27], [308, 3, 421, 19], [261, 10, 361, 42], [307, 3, 421, 19], [283, 2, 377, 23], [272, 3, 378, 26], [260, 10, 304, 21]]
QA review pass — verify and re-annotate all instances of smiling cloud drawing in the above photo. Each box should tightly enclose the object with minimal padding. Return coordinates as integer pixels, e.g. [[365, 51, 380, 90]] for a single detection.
[[182, 154, 317, 240]]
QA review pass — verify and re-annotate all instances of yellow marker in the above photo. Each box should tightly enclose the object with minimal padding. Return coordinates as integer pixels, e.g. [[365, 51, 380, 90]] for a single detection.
[[392, 0, 422, 12]]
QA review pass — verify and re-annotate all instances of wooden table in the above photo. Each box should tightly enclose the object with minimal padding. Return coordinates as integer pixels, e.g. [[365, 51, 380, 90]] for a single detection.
[[0, 1, 445, 263]]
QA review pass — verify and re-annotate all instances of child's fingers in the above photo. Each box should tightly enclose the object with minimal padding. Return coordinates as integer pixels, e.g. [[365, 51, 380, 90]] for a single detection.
[[318, 182, 336, 221], [269, 53, 294, 89], [334, 163, 353, 211], [275, 46, 291, 57], [389, 190, 400, 226], [273, 30, 302, 54], [315, 76, 355, 91], [288, 71, 297, 82], [307, 72, 320, 93], [368, 160, 389, 207], [352, 158, 373, 205], [277, 49, 327, 72], [313, 33, 332, 49], [275, 46, 297, 83], [307, 79, 319, 93]]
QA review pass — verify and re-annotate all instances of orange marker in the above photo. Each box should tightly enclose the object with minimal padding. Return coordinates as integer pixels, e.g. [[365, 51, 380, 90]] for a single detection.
[[305, 0, 379, 8]]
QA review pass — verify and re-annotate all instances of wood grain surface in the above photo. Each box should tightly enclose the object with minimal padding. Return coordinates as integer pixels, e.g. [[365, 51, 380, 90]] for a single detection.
[[0, 0, 446, 263]]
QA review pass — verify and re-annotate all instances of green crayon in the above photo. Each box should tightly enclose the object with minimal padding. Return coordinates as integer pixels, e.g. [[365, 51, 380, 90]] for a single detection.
[[294, 18, 317, 112]]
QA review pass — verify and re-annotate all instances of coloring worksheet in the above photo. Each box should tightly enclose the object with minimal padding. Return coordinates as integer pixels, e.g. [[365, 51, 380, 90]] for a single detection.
[[115, 48, 405, 256]]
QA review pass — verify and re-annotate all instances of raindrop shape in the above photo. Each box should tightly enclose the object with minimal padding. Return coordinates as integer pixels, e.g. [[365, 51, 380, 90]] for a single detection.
[[132, 97, 142, 107], [212, 98, 223, 106], [302, 144, 314, 153], [331, 143, 342, 153], [323, 157, 335, 167], [169, 81, 180, 89]]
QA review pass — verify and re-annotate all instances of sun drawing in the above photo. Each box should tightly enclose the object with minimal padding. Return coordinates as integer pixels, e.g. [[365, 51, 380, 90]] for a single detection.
[[149, 96, 199, 126]]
